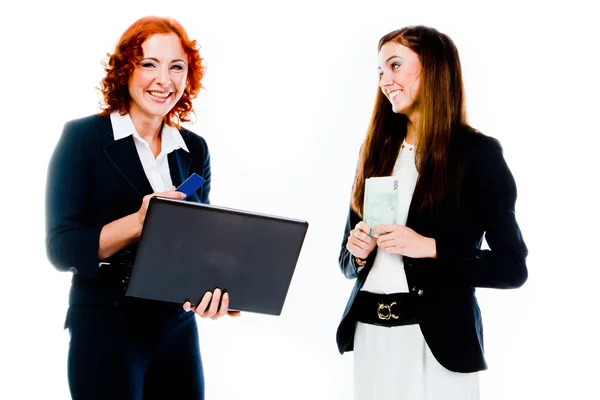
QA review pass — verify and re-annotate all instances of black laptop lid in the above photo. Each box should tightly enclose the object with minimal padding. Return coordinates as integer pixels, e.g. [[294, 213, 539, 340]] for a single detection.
[[126, 197, 309, 316]]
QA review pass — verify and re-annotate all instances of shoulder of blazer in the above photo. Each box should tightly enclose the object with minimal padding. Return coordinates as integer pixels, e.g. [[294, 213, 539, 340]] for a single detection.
[[54, 114, 113, 163], [450, 128, 516, 200], [64, 113, 110, 133], [61, 114, 113, 146], [178, 126, 209, 156], [451, 127, 504, 166]]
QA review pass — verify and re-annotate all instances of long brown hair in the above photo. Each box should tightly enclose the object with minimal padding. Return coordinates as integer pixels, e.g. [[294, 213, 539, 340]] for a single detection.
[[97, 16, 204, 127], [351, 25, 472, 217]]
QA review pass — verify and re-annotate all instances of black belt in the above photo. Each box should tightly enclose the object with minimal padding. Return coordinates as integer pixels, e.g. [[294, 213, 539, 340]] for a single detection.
[[98, 250, 135, 291], [353, 291, 418, 327]]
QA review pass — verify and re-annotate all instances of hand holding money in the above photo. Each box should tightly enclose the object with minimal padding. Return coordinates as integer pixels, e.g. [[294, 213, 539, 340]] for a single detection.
[[371, 224, 437, 259], [346, 176, 402, 261], [346, 221, 377, 260]]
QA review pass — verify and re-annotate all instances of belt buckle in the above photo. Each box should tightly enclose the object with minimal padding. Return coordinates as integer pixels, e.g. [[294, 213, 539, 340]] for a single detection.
[[377, 301, 400, 320]]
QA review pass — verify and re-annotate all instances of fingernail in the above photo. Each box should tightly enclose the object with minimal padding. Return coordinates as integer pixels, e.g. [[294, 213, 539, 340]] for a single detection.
[[368, 230, 373, 237]]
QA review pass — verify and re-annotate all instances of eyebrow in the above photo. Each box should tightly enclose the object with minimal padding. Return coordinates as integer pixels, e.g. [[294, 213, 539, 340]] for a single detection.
[[386, 55, 403, 63], [378, 55, 404, 71], [143, 57, 186, 63]]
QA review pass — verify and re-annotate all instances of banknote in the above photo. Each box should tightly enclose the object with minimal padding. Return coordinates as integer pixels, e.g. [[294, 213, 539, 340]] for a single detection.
[[363, 176, 399, 229]]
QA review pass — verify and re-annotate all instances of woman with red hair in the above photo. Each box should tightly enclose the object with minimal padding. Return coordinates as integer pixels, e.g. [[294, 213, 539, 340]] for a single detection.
[[45, 16, 237, 399]]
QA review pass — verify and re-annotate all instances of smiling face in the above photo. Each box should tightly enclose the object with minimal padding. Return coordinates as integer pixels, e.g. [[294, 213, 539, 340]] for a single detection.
[[378, 42, 422, 119], [128, 33, 188, 122]]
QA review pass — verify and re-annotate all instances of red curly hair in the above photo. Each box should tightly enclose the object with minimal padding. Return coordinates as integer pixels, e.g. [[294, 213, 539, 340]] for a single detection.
[[98, 16, 204, 126]]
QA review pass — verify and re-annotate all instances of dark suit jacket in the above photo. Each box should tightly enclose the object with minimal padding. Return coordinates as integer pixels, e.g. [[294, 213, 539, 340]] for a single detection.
[[336, 130, 528, 373], [45, 114, 211, 306]]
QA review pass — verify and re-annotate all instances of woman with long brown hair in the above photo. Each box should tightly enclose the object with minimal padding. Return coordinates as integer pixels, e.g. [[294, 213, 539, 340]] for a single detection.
[[336, 25, 528, 399]]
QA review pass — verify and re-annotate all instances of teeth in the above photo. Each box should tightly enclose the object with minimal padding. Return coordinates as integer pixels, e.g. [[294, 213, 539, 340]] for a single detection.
[[149, 91, 169, 98], [389, 90, 402, 100]]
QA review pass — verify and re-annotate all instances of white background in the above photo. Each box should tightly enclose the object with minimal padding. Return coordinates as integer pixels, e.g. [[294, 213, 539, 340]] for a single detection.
[[1, 0, 599, 399]]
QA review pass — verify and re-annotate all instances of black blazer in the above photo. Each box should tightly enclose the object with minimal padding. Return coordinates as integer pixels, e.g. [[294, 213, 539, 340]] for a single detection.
[[45, 114, 211, 306], [336, 130, 528, 373]]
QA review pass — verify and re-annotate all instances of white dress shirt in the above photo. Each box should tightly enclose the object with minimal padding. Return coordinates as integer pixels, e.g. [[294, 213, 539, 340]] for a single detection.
[[110, 111, 189, 192]]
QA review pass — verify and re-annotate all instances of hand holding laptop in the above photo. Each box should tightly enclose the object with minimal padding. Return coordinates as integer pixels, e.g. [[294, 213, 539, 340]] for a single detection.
[[183, 288, 242, 319]]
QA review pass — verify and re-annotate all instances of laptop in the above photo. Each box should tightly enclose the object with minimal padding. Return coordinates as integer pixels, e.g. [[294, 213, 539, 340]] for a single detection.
[[126, 196, 309, 316]]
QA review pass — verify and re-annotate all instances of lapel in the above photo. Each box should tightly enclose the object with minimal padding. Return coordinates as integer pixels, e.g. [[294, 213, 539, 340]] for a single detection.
[[99, 116, 196, 197], [99, 116, 154, 198], [169, 147, 201, 202], [168, 128, 201, 201], [167, 148, 192, 188], [405, 196, 419, 229], [405, 187, 435, 236]]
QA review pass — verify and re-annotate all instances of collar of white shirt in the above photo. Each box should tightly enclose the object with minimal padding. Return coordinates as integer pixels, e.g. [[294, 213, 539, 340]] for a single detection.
[[109, 111, 189, 154]]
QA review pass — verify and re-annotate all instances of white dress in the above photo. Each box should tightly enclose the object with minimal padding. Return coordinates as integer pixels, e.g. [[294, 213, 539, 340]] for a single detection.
[[353, 140, 480, 400]]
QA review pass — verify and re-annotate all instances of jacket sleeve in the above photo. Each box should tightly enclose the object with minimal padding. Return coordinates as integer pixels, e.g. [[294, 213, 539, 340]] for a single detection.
[[338, 207, 377, 279], [45, 121, 104, 280], [418, 137, 528, 289]]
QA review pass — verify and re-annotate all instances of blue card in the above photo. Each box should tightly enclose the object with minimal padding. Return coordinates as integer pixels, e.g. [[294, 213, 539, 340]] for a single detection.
[[176, 173, 205, 200]]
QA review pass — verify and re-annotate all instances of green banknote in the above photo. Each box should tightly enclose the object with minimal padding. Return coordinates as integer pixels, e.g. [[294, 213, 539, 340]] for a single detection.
[[363, 176, 399, 228]]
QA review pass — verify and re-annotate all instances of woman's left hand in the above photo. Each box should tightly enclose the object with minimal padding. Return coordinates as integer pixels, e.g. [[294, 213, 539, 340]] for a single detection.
[[371, 224, 437, 259], [183, 288, 242, 319]]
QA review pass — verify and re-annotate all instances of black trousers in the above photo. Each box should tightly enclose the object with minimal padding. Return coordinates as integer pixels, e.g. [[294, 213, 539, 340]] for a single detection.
[[66, 301, 204, 400]]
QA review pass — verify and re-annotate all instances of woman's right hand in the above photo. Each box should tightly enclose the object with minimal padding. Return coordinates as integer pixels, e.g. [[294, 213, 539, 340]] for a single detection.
[[136, 186, 186, 228], [98, 187, 186, 260], [346, 221, 377, 260]]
